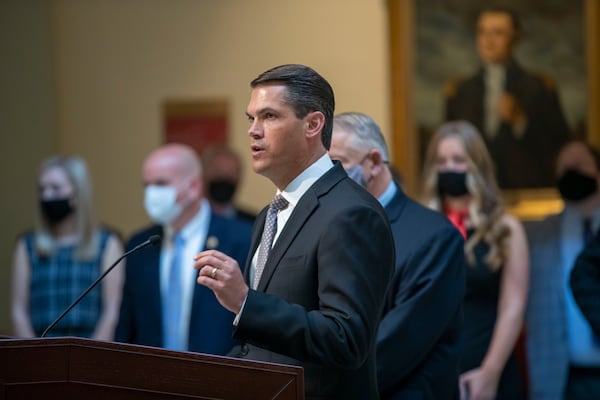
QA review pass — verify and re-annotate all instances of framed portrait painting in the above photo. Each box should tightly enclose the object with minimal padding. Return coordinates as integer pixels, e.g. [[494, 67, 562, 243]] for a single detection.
[[388, 0, 600, 220]]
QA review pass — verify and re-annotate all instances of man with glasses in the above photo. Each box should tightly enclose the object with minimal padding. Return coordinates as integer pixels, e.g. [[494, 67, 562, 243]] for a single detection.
[[330, 112, 466, 400]]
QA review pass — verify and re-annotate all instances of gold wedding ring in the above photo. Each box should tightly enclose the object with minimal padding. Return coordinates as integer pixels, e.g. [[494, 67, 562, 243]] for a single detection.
[[211, 267, 218, 279]]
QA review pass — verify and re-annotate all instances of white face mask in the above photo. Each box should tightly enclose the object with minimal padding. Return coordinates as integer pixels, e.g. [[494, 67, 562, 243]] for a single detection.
[[144, 185, 183, 225]]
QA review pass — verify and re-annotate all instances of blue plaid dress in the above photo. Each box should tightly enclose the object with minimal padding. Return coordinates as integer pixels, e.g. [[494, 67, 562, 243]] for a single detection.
[[25, 230, 110, 337]]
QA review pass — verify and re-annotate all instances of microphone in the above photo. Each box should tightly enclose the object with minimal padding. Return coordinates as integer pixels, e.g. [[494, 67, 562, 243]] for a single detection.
[[41, 234, 161, 338]]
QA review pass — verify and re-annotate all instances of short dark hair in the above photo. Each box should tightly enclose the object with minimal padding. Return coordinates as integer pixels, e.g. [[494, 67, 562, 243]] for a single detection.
[[251, 64, 335, 150]]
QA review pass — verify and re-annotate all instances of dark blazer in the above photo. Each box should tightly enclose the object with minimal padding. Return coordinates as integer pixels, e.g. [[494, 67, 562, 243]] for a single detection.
[[445, 60, 570, 189], [570, 228, 600, 337], [229, 163, 395, 400], [377, 188, 465, 400], [234, 206, 257, 224], [115, 213, 252, 355]]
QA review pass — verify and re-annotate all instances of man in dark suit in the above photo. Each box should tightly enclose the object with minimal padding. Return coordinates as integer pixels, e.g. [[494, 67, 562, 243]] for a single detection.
[[571, 228, 600, 338], [526, 140, 600, 399], [445, 5, 570, 189], [115, 143, 252, 355], [330, 112, 466, 400], [193, 64, 395, 400]]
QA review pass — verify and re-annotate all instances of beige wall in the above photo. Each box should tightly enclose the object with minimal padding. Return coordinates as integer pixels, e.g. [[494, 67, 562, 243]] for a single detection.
[[0, 0, 56, 334], [1, 0, 390, 333], [54, 0, 390, 237]]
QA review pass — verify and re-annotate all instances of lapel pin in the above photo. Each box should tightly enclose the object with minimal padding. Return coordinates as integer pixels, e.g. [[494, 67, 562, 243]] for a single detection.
[[206, 235, 219, 249]]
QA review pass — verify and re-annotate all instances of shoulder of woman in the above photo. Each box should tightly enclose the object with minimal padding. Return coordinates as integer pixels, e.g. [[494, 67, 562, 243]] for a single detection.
[[104, 231, 123, 249], [501, 213, 525, 234], [97, 225, 123, 243]]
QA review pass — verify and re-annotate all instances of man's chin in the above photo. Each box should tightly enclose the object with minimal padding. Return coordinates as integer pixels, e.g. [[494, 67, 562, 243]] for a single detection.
[[251, 161, 267, 175]]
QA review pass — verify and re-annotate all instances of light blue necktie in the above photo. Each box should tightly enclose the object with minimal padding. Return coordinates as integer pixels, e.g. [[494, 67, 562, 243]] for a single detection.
[[163, 233, 185, 351]]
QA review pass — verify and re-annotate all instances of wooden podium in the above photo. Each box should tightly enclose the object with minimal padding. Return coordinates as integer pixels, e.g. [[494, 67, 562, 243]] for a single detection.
[[0, 337, 304, 399]]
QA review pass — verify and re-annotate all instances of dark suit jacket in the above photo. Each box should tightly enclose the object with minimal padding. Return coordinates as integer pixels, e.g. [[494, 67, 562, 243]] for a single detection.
[[228, 163, 395, 400], [115, 213, 252, 355], [570, 228, 600, 337], [234, 206, 257, 224], [445, 60, 570, 189], [377, 188, 465, 400]]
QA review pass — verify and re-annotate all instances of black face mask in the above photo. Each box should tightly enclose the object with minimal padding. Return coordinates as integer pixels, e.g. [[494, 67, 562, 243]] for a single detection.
[[437, 171, 469, 197], [209, 180, 237, 204], [40, 198, 74, 224], [557, 169, 598, 202]]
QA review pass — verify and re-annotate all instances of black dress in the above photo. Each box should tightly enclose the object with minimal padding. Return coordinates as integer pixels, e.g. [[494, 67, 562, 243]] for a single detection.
[[459, 234, 525, 399]]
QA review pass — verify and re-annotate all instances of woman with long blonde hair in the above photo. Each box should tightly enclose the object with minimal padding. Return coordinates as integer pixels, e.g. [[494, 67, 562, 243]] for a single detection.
[[422, 121, 529, 400], [11, 156, 124, 340]]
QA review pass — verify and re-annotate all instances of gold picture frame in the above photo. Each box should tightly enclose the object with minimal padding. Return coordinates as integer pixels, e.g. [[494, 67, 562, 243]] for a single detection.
[[388, 0, 600, 220]]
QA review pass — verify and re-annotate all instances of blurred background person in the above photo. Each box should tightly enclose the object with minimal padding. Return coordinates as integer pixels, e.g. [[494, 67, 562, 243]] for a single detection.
[[202, 144, 256, 224], [115, 143, 252, 355], [11, 155, 124, 340], [527, 140, 600, 399], [330, 112, 466, 399], [445, 5, 570, 189], [422, 120, 529, 400], [570, 227, 600, 339]]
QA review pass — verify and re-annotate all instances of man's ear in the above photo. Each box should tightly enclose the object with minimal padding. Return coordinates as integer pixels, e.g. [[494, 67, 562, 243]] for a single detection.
[[305, 111, 325, 139], [369, 149, 385, 176], [188, 176, 203, 201]]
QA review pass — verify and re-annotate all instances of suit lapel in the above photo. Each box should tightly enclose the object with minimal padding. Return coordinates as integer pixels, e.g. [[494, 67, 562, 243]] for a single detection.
[[188, 217, 212, 346], [384, 187, 408, 225], [143, 226, 164, 339], [191, 215, 217, 316], [255, 163, 346, 292], [244, 207, 267, 283]]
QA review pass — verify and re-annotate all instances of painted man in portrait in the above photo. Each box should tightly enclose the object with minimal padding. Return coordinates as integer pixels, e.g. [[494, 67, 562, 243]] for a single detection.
[[445, 5, 571, 189]]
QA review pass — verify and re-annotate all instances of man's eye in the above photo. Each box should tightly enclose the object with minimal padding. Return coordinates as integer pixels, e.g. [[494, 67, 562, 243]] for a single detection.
[[265, 113, 275, 119]]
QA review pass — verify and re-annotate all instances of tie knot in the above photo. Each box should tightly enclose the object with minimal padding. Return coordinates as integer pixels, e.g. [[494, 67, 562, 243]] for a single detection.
[[271, 194, 289, 212]]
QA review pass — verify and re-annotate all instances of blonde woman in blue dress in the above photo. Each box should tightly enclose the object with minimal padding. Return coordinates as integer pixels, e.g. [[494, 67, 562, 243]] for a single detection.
[[11, 156, 124, 340]]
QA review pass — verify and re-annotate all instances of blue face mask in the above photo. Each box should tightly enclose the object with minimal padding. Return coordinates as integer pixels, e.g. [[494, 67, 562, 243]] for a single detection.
[[346, 164, 368, 188]]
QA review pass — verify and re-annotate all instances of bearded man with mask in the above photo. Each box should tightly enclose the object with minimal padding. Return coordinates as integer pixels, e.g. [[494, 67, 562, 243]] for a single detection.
[[329, 112, 466, 399], [201, 144, 257, 224], [526, 140, 600, 399], [115, 143, 252, 354]]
